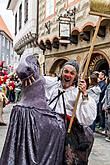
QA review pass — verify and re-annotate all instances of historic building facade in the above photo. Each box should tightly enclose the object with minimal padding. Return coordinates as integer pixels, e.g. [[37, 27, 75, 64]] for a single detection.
[[7, 0, 43, 56], [7, 0, 110, 75], [38, 0, 110, 75], [0, 15, 18, 69]]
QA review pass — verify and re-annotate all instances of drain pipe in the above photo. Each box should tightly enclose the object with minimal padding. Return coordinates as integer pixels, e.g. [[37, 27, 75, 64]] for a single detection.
[[36, 0, 39, 42]]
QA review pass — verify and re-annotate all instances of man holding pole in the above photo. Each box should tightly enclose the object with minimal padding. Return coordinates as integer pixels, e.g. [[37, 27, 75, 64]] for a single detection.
[[44, 0, 110, 163], [44, 60, 97, 165]]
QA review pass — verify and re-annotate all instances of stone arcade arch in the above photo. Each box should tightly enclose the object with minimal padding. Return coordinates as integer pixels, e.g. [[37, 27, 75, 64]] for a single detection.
[[83, 52, 110, 76], [49, 58, 68, 76]]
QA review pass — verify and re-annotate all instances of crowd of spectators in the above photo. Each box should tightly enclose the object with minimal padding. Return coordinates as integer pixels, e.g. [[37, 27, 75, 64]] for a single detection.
[[0, 68, 21, 126]]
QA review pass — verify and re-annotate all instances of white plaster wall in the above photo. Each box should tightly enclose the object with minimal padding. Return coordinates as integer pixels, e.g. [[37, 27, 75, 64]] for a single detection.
[[12, 0, 37, 46]]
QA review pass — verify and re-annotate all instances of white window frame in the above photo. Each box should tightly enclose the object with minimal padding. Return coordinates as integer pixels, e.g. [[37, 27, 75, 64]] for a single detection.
[[2, 36, 5, 47], [45, 0, 55, 18]]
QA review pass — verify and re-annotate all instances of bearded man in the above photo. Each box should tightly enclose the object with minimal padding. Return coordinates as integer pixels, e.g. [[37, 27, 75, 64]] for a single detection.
[[44, 60, 97, 165]]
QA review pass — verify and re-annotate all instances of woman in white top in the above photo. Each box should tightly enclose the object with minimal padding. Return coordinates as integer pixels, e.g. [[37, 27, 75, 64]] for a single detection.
[[87, 74, 101, 132], [87, 74, 101, 104]]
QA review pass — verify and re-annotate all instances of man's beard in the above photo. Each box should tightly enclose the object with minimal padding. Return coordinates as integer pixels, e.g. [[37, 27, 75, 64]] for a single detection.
[[62, 78, 73, 89]]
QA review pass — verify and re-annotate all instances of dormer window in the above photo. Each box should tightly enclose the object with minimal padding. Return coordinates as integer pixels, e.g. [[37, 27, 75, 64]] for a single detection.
[[19, 4, 22, 30], [24, 0, 28, 23], [15, 13, 17, 35]]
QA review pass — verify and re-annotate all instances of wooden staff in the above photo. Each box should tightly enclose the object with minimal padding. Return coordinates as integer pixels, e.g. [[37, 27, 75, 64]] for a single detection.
[[67, 16, 102, 133]]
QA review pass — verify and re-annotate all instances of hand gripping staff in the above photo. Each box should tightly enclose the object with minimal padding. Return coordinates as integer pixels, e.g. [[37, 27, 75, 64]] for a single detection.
[[68, 0, 110, 133]]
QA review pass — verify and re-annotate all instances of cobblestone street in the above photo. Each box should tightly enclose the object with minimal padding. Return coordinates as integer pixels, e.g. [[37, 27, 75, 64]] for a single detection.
[[0, 103, 110, 165]]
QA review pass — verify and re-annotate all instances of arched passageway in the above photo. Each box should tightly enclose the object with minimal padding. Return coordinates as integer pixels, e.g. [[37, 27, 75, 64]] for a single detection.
[[95, 59, 109, 75], [49, 59, 68, 76], [83, 53, 109, 76]]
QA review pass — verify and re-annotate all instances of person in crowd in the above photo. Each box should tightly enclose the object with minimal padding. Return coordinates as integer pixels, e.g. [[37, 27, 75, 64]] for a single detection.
[[102, 72, 110, 142], [0, 72, 14, 125], [14, 75, 22, 102], [93, 71, 99, 78], [6, 76, 15, 103], [97, 70, 107, 131], [87, 74, 101, 131], [2, 84, 7, 95], [44, 60, 97, 165], [0, 71, 14, 88], [2, 84, 7, 108], [0, 88, 9, 125]]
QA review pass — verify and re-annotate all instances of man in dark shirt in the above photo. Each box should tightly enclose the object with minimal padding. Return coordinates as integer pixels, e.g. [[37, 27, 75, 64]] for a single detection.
[[97, 70, 107, 130]]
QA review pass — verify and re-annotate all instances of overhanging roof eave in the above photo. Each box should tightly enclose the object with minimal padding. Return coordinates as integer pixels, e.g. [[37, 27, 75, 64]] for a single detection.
[[7, 0, 12, 9], [7, 0, 17, 10]]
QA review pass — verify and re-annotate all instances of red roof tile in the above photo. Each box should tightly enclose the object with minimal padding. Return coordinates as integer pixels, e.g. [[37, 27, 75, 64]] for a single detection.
[[0, 15, 12, 39]]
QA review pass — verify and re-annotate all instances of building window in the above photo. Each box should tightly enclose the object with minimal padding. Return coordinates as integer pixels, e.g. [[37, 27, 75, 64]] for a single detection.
[[24, 0, 28, 23], [7, 40, 10, 49], [15, 13, 17, 35], [45, 0, 55, 18], [2, 52, 5, 62], [2, 36, 5, 47], [5, 39, 8, 49], [19, 4, 22, 30], [6, 55, 9, 65]]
